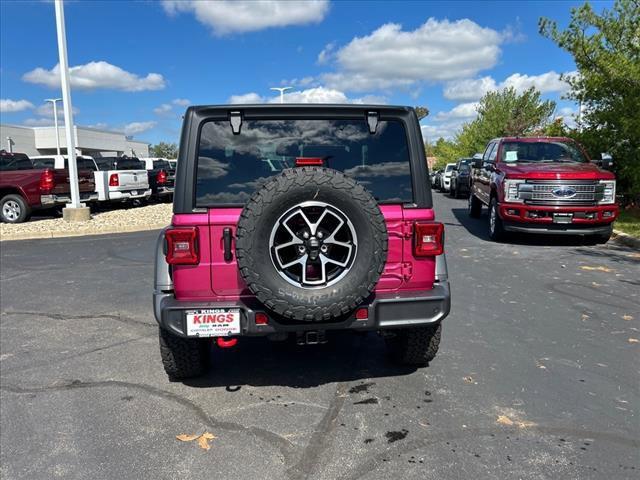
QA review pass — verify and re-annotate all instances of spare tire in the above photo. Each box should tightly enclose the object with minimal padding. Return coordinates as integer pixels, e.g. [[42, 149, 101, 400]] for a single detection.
[[236, 167, 388, 322]]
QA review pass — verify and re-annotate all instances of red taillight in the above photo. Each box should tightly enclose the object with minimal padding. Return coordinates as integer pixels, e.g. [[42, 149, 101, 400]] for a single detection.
[[295, 157, 324, 167], [157, 169, 167, 185], [413, 222, 444, 256], [109, 173, 119, 187], [165, 227, 199, 265], [38, 169, 56, 193], [355, 308, 369, 320], [255, 313, 269, 325]]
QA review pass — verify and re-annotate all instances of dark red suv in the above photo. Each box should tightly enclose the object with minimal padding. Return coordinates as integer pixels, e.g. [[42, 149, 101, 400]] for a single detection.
[[152, 105, 451, 380]]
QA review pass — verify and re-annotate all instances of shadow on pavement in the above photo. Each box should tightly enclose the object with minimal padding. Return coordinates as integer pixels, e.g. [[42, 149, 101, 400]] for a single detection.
[[183, 331, 417, 389], [450, 206, 608, 247]]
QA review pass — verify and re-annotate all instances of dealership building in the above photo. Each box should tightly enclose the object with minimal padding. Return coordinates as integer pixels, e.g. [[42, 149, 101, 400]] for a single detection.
[[0, 124, 150, 158]]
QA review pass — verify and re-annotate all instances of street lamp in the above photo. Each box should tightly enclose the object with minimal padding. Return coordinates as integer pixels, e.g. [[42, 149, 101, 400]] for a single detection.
[[54, 0, 87, 220], [45, 98, 62, 155], [270, 87, 292, 104]]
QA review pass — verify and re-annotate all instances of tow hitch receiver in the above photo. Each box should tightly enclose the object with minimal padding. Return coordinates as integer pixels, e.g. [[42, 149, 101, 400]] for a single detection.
[[296, 331, 327, 346]]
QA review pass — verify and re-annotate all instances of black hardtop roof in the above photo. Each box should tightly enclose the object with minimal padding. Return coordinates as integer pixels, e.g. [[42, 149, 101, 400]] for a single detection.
[[187, 104, 416, 118]]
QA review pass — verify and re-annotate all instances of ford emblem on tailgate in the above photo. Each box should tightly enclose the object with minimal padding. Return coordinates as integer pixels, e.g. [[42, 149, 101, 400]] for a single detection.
[[552, 186, 577, 198]]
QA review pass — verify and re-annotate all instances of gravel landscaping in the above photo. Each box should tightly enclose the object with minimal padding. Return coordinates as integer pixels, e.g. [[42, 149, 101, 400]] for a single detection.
[[0, 203, 172, 241]]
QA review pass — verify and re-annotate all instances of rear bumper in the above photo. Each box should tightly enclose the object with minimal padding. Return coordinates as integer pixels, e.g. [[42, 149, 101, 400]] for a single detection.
[[41, 192, 98, 206], [109, 188, 152, 201], [499, 202, 617, 235], [153, 282, 451, 339]]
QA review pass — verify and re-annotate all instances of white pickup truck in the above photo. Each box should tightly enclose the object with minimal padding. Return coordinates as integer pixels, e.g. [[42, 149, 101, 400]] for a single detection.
[[31, 155, 151, 202]]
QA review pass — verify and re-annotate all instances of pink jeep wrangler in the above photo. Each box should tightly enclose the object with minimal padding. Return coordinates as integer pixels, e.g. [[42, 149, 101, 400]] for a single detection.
[[153, 105, 450, 380]]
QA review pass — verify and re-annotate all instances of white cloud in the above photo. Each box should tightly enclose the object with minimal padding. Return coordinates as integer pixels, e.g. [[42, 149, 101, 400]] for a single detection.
[[23, 118, 55, 127], [34, 102, 79, 119], [444, 71, 574, 101], [154, 98, 191, 115], [162, 0, 329, 35], [322, 18, 503, 92], [228, 92, 265, 104], [23, 61, 166, 91], [443, 76, 497, 101], [88, 122, 109, 130], [421, 121, 467, 142], [434, 102, 478, 121], [153, 103, 173, 115], [228, 86, 387, 105], [317, 42, 336, 64], [123, 121, 157, 135], [1, 98, 34, 113]]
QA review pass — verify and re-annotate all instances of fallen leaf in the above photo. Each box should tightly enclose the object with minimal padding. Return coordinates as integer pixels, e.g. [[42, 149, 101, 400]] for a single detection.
[[497, 415, 514, 426], [581, 314, 590, 321], [623, 315, 634, 321], [197, 432, 216, 451], [580, 266, 614, 273], [628, 338, 639, 344], [176, 434, 200, 442], [496, 415, 536, 428], [463, 376, 477, 384]]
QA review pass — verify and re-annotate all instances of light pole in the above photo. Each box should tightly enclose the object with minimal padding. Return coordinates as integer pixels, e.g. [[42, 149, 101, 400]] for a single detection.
[[45, 98, 62, 155], [270, 87, 292, 104], [54, 0, 88, 220]]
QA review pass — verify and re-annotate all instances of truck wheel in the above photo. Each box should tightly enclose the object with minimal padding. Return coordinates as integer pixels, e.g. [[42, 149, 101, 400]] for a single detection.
[[468, 193, 482, 218], [0, 194, 31, 223], [158, 328, 209, 380], [236, 167, 388, 322], [488, 197, 506, 241], [386, 323, 442, 366]]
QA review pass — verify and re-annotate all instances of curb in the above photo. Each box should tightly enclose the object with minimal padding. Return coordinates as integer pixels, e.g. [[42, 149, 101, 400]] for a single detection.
[[0, 223, 168, 242], [611, 229, 640, 250]]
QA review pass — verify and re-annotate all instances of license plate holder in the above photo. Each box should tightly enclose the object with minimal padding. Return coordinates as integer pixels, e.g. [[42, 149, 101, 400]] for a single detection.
[[185, 309, 241, 337], [553, 213, 573, 224]]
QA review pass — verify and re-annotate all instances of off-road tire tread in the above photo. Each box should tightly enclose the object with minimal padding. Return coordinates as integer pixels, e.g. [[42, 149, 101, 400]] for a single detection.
[[386, 324, 442, 366], [158, 328, 208, 380], [236, 167, 388, 321]]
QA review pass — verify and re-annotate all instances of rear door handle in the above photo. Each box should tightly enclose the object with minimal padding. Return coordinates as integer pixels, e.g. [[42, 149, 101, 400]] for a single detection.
[[223, 228, 233, 262]]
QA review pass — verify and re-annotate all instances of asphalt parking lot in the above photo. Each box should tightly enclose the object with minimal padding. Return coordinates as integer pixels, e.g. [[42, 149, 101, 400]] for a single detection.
[[1, 192, 638, 480]]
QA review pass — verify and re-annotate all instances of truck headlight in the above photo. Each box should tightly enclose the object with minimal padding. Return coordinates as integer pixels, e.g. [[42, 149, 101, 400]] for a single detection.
[[598, 180, 616, 204], [503, 179, 525, 203]]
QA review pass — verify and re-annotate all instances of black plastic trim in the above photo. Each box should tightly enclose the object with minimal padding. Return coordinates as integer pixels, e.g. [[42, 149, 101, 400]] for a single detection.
[[153, 282, 450, 338]]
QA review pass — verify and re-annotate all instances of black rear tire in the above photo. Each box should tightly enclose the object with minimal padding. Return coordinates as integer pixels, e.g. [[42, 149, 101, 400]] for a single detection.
[[236, 167, 387, 322], [386, 324, 442, 366], [468, 193, 482, 218], [0, 194, 31, 223], [158, 328, 209, 381]]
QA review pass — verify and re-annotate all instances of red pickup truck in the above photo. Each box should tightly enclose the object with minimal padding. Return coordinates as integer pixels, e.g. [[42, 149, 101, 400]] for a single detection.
[[468, 137, 618, 243], [0, 150, 97, 223]]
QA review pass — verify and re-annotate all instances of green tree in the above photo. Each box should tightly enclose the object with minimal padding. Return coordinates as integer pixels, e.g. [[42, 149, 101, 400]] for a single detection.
[[540, 0, 640, 195], [456, 87, 557, 157], [429, 137, 463, 169], [150, 142, 178, 158]]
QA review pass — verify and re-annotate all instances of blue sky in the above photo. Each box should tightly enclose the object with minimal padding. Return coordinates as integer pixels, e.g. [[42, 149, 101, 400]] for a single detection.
[[0, 0, 612, 145]]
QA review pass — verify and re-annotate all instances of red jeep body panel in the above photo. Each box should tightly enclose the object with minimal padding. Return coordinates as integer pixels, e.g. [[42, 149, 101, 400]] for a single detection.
[[172, 205, 437, 302]]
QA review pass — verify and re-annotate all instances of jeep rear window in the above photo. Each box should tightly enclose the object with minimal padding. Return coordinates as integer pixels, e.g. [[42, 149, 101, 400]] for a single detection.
[[196, 119, 412, 206]]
